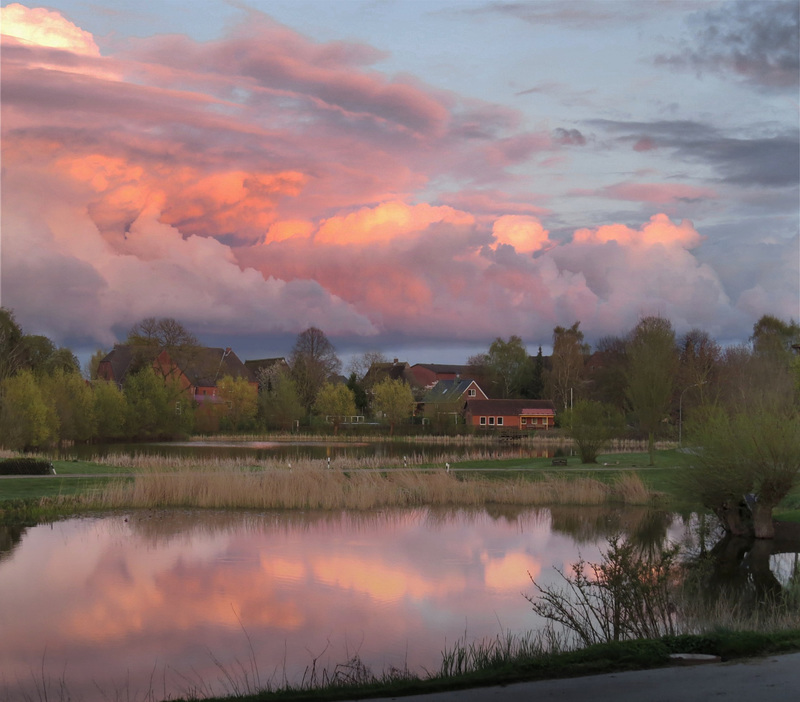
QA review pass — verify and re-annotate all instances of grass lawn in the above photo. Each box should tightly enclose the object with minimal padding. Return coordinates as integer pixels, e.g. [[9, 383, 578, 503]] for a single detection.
[[0, 477, 119, 500]]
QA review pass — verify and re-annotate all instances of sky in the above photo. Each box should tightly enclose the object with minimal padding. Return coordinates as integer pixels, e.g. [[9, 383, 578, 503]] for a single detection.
[[1, 0, 798, 368]]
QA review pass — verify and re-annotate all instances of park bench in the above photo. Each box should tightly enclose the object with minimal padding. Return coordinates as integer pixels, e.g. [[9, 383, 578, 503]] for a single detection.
[[551, 457, 567, 466]]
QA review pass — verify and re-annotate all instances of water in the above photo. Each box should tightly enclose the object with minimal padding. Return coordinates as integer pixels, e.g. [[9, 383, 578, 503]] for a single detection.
[[1, 507, 796, 702]]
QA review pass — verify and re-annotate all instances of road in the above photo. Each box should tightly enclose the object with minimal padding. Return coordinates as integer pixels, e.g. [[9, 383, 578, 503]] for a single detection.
[[349, 652, 800, 702]]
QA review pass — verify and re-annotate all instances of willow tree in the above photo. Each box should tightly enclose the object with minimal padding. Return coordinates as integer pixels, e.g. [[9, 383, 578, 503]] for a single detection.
[[626, 316, 677, 466], [684, 405, 800, 539]]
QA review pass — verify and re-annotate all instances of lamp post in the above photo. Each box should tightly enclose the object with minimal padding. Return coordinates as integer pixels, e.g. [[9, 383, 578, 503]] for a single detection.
[[679, 381, 705, 448]]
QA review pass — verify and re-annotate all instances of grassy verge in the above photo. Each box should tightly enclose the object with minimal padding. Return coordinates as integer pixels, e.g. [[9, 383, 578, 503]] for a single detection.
[[183, 629, 800, 702]]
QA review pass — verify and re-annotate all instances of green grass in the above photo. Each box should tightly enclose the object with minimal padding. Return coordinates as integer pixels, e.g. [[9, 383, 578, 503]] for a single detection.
[[182, 629, 800, 702]]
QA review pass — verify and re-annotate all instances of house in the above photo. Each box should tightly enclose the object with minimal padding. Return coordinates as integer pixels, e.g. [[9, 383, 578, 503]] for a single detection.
[[362, 359, 412, 388], [465, 399, 556, 431], [97, 344, 256, 402], [422, 378, 487, 424]]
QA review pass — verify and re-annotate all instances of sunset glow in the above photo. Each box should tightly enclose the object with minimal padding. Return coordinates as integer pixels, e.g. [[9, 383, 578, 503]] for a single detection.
[[1, 1, 797, 361]]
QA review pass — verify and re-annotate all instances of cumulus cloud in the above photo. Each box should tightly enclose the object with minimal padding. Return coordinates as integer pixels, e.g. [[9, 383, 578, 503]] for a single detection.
[[1, 3, 796, 357]]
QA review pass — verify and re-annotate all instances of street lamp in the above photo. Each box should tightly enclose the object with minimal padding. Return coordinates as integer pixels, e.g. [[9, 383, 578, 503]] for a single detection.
[[679, 381, 705, 448]]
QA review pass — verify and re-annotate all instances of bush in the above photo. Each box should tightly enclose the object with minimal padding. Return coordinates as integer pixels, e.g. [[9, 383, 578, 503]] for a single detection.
[[0, 457, 54, 475]]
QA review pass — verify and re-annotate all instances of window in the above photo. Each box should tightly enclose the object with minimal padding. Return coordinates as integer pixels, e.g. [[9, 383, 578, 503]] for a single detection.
[[468, 388, 476, 397], [521, 418, 526, 425], [488, 417, 495, 425], [480, 416, 486, 425], [497, 417, 503, 426]]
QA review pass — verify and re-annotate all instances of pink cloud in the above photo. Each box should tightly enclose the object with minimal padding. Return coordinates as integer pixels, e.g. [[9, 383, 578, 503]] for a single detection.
[[602, 182, 718, 204]]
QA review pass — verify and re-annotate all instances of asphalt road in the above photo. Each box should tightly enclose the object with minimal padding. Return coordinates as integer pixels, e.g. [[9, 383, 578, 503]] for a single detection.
[[349, 652, 800, 701]]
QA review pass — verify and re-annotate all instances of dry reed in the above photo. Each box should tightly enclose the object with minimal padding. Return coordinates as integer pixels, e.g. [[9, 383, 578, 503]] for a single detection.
[[86, 462, 652, 512]]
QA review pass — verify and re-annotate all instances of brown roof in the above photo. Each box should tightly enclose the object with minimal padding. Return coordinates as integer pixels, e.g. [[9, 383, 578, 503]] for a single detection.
[[465, 399, 556, 416]]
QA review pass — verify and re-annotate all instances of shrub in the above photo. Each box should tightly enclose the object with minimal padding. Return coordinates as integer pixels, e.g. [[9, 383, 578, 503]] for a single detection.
[[0, 457, 54, 475]]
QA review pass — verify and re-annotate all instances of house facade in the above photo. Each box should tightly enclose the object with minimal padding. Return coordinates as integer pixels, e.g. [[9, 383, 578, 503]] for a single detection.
[[422, 378, 487, 424], [464, 399, 556, 430]]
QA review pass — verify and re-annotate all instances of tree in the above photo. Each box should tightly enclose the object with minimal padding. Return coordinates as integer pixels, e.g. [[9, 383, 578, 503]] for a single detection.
[[0, 370, 58, 449], [259, 369, 304, 431], [522, 346, 545, 400], [313, 382, 356, 434], [486, 336, 529, 398], [549, 322, 588, 411], [18, 335, 79, 375], [290, 327, 342, 412], [216, 375, 258, 431], [123, 367, 191, 438], [41, 369, 96, 443], [93, 381, 127, 440], [0, 307, 23, 381], [86, 349, 108, 380], [684, 405, 800, 539], [626, 316, 678, 466], [127, 317, 198, 349], [563, 400, 624, 464], [347, 350, 388, 381], [373, 378, 415, 436], [346, 372, 369, 415], [751, 314, 800, 359], [587, 335, 628, 411]]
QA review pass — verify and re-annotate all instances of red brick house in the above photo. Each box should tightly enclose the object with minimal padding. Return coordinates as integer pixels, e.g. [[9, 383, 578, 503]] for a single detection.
[[97, 344, 256, 402], [465, 399, 556, 430], [422, 378, 488, 424]]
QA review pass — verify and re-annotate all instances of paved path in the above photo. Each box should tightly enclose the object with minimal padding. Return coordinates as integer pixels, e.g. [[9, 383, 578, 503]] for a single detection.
[[349, 652, 800, 702]]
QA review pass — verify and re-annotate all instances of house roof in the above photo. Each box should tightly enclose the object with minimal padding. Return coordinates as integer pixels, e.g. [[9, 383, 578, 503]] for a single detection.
[[411, 363, 472, 376], [363, 360, 411, 386], [423, 378, 483, 403], [99, 345, 254, 387], [465, 398, 556, 416], [244, 357, 289, 374]]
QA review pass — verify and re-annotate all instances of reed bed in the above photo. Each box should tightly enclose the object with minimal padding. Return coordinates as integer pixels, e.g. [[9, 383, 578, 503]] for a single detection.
[[87, 462, 653, 511]]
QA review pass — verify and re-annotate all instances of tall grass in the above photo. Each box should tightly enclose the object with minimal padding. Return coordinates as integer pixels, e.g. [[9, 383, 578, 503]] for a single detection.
[[84, 459, 654, 511]]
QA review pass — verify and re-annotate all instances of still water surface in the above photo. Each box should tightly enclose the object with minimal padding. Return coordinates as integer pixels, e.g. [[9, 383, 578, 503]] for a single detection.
[[1, 506, 677, 701]]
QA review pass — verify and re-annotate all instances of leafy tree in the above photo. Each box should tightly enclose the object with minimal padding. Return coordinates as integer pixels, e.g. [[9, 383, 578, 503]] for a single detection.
[[373, 377, 415, 436], [549, 322, 588, 411], [290, 327, 342, 412], [41, 369, 96, 443], [17, 335, 80, 376], [93, 381, 128, 440], [522, 346, 545, 400], [751, 314, 800, 359], [563, 400, 624, 464], [587, 335, 628, 411], [626, 316, 678, 466], [86, 349, 108, 380], [684, 405, 800, 539], [123, 367, 191, 438], [259, 369, 304, 431], [346, 372, 369, 415], [313, 382, 356, 434], [0, 370, 58, 449], [487, 336, 529, 398], [216, 375, 258, 431]]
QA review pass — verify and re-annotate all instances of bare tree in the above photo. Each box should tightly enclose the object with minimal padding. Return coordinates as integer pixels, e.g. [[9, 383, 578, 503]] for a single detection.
[[347, 350, 388, 380], [290, 327, 341, 412], [550, 322, 588, 411], [127, 317, 198, 349]]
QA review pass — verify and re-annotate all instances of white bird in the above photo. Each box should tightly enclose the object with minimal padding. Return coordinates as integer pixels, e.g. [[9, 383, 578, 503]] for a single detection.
[[445, 462, 450, 473]]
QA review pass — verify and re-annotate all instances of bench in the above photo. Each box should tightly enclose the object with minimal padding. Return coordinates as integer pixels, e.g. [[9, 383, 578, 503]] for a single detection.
[[551, 458, 567, 466]]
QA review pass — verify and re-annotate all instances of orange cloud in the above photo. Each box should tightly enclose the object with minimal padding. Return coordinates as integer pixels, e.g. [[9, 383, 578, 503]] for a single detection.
[[1, 3, 100, 55], [314, 200, 474, 245], [572, 213, 702, 249], [492, 215, 551, 254], [603, 182, 718, 204]]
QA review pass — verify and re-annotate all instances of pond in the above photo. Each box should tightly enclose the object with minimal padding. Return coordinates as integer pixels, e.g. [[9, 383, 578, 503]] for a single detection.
[[0, 506, 796, 701]]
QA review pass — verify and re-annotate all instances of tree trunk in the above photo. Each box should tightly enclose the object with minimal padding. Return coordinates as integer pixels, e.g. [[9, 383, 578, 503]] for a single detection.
[[715, 502, 752, 537], [751, 501, 776, 539]]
